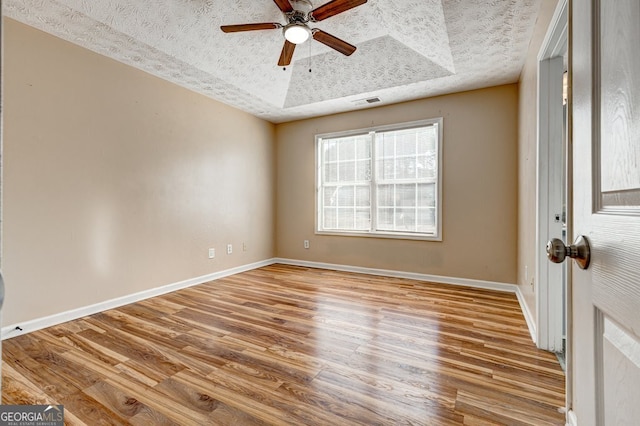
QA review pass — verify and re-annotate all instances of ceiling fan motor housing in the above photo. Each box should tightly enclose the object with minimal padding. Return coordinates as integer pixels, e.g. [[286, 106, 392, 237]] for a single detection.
[[283, 0, 313, 44], [288, 0, 313, 18]]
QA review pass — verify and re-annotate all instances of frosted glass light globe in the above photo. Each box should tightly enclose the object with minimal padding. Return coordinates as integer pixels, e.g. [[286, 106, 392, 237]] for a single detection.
[[284, 24, 311, 44]]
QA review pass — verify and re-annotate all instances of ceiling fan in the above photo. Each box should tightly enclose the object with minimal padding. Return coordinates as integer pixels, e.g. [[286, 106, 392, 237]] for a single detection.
[[221, 0, 367, 67]]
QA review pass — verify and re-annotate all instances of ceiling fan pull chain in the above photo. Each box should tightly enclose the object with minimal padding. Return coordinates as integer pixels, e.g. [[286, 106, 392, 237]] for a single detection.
[[309, 38, 312, 73]]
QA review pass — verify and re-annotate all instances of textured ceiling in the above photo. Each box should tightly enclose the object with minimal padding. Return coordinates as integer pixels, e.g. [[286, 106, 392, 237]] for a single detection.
[[5, 0, 542, 123]]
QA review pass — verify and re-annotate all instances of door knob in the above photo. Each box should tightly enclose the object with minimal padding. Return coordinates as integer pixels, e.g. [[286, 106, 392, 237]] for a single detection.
[[546, 235, 591, 269]]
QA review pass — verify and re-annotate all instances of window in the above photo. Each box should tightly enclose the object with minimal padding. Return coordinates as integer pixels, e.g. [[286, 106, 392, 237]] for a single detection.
[[316, 118, 442, 240]]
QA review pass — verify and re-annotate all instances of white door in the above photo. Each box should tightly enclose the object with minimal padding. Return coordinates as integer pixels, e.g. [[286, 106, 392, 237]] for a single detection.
[[571, 0, 640, 424]]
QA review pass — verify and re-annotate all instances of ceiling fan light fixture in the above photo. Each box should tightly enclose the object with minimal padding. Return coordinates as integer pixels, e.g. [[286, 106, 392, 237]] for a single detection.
[[284, 23, 311, 44]]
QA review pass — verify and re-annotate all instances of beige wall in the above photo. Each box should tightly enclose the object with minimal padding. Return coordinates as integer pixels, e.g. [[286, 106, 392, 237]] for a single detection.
[[2, 19, 276, 326], [517, 0, 561, 321], [276, 85, 518, 284]]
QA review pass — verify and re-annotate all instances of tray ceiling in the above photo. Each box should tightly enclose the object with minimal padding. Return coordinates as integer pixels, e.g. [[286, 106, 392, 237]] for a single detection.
[[5, 0, 542, 123]]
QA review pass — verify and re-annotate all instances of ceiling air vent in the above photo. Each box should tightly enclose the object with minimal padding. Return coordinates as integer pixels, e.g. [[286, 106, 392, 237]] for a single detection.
[[350, 96, 382, 107]]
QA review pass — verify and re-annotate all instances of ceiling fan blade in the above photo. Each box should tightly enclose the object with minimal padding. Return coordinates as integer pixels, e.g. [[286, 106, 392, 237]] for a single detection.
[[273, 0, 294, 13], [221, 23, 281, 33], [278, 40, 296, 66], [312, 30, 357, 56], [310, 0, 367, 22]]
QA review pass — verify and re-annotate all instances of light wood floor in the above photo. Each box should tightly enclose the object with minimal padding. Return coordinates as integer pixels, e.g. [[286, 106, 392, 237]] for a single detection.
[[2, 264, 565, 425]]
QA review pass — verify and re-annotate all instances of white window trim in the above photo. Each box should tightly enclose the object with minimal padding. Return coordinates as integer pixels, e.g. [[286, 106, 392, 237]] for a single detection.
[[315, 118, 443, 241]]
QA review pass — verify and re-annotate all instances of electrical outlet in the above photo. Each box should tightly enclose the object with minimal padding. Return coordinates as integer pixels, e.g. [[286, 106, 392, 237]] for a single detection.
[[304, 240, 310, 249], [208, 248, 215, 259], [227, 244, 233, 254]]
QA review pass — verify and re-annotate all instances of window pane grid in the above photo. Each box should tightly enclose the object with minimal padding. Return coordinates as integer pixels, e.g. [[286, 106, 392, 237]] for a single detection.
[[318, 120, 440, 238], [320, 134, 371, 232], [375, 182, 436, 233]]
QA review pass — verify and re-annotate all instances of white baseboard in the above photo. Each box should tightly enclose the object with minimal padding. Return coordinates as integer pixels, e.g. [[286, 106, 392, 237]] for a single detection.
[[274, 258, 517, 293], [567, 409, 577, 426], [516, 286, 538, 344], [1, 259, 274, 340]]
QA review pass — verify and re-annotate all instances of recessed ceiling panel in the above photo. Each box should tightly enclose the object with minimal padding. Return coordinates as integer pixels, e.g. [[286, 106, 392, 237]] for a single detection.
[[283, 36, 453, 108], [376, 0, 454, 73]]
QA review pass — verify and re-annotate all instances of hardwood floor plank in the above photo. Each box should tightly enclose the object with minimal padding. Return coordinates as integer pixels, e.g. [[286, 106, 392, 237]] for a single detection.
[[7, 354, 83, 401], [98, 375, 219, 424], [174, 369, 314, 425], [57, 332, 129, 366], [2, 264, 565, 424], [285, 372, 464, 426], [455, 389, 563, 426], [1, 362, 56, 406], [77, 328, 186, 382], [83, 380, 165, 421], [312, 367, 459, 417], [98, 310, 190, 351], [153, 377, 221, 415], [60, 390, 130, 425]]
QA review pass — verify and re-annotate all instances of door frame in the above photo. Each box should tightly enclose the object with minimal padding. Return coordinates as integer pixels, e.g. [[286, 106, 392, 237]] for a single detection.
[[536, 0, 569, 353], [0, 0, 4, 394]]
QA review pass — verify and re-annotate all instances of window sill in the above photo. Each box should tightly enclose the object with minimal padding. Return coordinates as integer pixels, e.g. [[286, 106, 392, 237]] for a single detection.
[[315, 230, 442, 242]]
